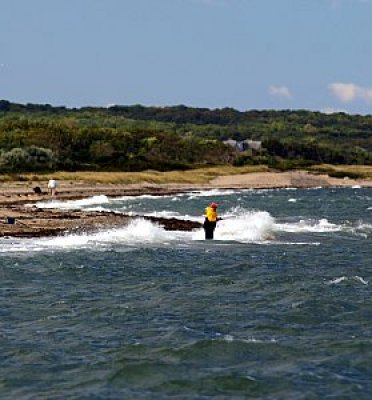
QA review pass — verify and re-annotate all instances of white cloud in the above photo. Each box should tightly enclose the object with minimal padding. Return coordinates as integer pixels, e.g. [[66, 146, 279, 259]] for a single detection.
[[328, 82, 372, 103], [268, 85, 292, 99]]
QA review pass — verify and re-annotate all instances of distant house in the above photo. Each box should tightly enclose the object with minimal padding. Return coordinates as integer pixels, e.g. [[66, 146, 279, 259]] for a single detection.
[[240, 139, 262, 151], [223, 139, 241, 151], [223, 139, 262, 152]]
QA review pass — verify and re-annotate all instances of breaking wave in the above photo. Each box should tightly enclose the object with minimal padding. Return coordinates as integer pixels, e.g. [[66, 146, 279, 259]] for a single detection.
[[32, 195, 110, 210]]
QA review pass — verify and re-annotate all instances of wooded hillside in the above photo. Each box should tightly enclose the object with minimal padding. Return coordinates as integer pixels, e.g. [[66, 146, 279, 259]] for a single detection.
[[0, 100, 371, 173]]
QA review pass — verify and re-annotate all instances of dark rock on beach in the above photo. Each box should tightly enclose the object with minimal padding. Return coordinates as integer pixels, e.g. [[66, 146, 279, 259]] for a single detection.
[[144, 216, 202, 231]]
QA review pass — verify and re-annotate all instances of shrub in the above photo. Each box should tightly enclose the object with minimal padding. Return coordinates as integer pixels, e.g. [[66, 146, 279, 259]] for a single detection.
[[328, 170, 363, 179], [0, 146, 58, 172]]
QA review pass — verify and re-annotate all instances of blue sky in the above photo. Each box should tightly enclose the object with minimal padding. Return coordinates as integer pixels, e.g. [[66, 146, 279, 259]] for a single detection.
[[1, 0, 372, 114]]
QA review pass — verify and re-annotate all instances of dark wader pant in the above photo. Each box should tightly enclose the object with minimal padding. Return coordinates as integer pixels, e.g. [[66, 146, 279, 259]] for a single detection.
[[204, 219, 216, 240]]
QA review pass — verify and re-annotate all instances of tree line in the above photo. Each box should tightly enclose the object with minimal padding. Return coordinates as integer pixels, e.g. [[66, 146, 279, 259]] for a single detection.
[[0, 100, 371, 173]]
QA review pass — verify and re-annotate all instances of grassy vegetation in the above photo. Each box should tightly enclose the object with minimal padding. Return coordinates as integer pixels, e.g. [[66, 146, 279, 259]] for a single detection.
[[309, 164, 372, 179], [1, 164, 371, 185], [0, 165, 270, 184]]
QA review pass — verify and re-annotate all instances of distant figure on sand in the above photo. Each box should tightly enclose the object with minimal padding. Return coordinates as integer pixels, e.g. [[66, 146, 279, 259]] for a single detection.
[[47, 179, 57, 196], [203, 202, 220, 240]]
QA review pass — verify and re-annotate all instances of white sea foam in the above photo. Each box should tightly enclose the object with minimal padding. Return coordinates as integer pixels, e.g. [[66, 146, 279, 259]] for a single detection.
[[85, 206, 112, 213], [269, 241, 321, 246], [192, 209, 275, 242], [64, 191, 226, 206], [354, 222, 372, 232], [34, 195, 110, 210], [115, 193, 181, 202], [8, 189, 369, 253], [143, 210, 202, 222], [0, 219, 177, 253], [28, 189, 254, 215], [275, 218, 341, 233], [222, 334, 277, 344], [327, 276, 368, 285], [0, 208, 277, 254], [354, 276, 368, 285], [328, 276, 348, 285], [45, 219, 174, 248], [141, 210, 182, 219], [185, 189, 238, 199]]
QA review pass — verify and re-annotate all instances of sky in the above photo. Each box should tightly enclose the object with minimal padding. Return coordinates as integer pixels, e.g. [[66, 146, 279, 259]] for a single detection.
[[1, 0, 372, 114]]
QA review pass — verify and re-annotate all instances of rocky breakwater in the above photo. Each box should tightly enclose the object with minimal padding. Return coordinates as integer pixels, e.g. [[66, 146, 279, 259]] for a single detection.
[[0, 206, 202, 238], [0, 182, 205, 238]]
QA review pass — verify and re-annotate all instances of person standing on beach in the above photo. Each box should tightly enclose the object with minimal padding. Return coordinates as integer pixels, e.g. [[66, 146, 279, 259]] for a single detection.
[[47, 179, 57, 196], [203, 202, 220, 240]]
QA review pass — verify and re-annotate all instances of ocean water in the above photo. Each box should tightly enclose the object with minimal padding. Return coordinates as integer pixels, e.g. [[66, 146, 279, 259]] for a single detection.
[[1, 187, 371, 399]]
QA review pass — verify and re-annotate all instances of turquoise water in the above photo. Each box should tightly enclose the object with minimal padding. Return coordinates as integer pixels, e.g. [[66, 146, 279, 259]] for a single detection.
[[1, 187, 371, 399]]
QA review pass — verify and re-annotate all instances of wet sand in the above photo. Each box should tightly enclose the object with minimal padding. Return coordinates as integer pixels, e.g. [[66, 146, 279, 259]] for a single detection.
[[1, 171, 371, 238]]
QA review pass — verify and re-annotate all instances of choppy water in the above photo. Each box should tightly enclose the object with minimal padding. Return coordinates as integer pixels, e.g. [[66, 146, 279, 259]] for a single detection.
[[1, 187, 371, 399]]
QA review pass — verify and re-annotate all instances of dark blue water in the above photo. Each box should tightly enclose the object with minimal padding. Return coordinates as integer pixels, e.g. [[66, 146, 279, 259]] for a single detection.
[[1, 188, 371, 399]]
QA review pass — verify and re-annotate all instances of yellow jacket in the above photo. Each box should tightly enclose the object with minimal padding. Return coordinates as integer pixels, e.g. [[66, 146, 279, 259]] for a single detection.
[[205, 207, 218, 222]]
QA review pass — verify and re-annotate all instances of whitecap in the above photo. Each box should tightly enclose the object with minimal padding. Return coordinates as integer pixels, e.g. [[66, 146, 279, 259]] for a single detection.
[[222, 335, 277, 344], [192, 209, 275, 242], [354, 222, 372, 232], [45, 218, 176, 248], [0, 219, 184, 254], [275, 218, 341, 233], [33, 195, 110, 210], [185, 189, 240, 200], [143, 210, 201, 222], [328, 277, 347, 285], [269, 241, 321, 246], [143, 210, 182, 219], [354, 276, 368, 285]]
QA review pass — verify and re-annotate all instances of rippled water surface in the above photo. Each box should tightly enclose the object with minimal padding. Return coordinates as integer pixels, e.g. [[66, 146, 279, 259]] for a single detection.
[[1, 187, 371, 399]]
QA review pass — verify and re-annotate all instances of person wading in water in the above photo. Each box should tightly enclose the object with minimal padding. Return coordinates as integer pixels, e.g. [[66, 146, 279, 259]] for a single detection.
[[203, 202, 220, 240]]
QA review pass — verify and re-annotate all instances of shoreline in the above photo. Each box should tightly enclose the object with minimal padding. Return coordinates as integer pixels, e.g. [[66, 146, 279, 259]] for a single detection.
[[1, 171, 371, 238]]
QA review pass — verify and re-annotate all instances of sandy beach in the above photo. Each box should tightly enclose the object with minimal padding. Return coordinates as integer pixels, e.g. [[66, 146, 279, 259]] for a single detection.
[[1, 170, 371, 238]]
